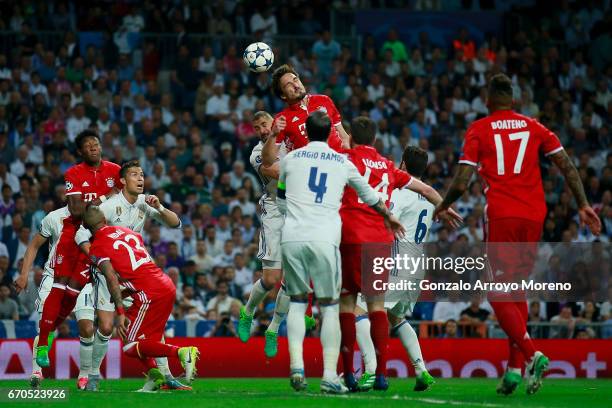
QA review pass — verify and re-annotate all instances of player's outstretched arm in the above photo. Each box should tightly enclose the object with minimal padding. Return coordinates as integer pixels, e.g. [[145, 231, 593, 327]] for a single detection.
[[14, 233, 47, 293], [370, 198, 406, 239], [260, 163, 280, 179], [336, 123, 351, 149], [549, 150, 602, 235], [408, 177, 464, 229], [262, 116, 286, 167]]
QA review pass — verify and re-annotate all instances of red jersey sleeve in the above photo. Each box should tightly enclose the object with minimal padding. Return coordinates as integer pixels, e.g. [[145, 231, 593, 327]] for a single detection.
[[89, 239, 111, 267], [459, 124, 480, 166], [64, 167, 82, 196], [533, 119, 563, 156], [392, 166, 412, 189], [324, 95, 342, 126], [328, 132, 344, 152]]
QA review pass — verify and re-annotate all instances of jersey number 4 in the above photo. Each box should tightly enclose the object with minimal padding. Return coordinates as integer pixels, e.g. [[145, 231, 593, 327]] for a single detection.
[[493, 131, 530, 175], [113, 234, 151, 271], [358, 167, 389, 204], [308, 167, 328, 203]]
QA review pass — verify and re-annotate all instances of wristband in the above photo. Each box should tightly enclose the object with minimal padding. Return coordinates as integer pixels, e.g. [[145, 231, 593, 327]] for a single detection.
[[116, 307, 125, 316], [100, 195, 107, 203], [158, 204, 166, 212]]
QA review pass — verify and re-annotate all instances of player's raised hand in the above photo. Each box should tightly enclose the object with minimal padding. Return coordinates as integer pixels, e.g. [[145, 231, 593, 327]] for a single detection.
[[578, 206, 601, 236], [272, 116, 286, 135], [13, 274, 28, 294], [117, 315, 129, 341], [145, 194, 161, 210]]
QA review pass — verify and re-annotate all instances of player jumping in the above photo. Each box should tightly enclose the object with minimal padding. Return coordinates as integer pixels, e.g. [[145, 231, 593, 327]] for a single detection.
[[34, 130, 121, 384], [75, 160, 186, 391], [434, 73, 601, 395], [277, 111, 405, 394], [83, 205, 199, 392]]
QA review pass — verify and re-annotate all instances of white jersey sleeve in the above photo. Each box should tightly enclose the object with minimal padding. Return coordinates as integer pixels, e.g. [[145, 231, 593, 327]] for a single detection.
[[345, 159, 380, 207]]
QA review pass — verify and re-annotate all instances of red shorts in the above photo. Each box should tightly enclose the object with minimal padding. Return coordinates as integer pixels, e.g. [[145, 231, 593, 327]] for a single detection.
[[340, 242, 391, 297], [54, 224, 91, 287], [126, 279, 176, 343], [485, 218, 542, 299]]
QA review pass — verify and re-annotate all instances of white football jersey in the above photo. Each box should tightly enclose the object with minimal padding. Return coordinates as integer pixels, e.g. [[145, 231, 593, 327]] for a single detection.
[[279, 141, 379, 246], [390, 186, 434, 245], [76, 192, 174, 245], [38, 206, 70, 277], [250, 141, 278, 206]]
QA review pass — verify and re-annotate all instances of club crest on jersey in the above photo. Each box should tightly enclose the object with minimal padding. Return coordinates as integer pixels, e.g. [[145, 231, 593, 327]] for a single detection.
[[116, 207, 122, 216], [106, 178, 115, 188], [255, 156, 262, 164], [65, 181, 73, 191], [57, 255, 63, 264], [138, 210, 145, 219]]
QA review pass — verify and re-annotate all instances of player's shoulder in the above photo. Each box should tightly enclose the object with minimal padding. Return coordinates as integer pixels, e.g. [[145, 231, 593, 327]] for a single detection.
[[102, 160, 121, 172], [65, 162, 84, 176], [249, 142, 263, 161], [44, 206, 70, 223]]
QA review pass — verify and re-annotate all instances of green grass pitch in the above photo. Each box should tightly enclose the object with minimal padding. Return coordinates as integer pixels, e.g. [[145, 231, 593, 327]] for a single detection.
[[1, 378, 610, 408]]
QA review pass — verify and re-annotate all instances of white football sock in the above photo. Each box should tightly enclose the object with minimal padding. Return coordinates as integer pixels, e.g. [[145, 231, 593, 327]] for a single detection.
[[287, 301, 307, 371], [394, 320, 426, 375], [32, 335, 41, 373], [268, 286, 290, 333], [91, 330, 111, 376], [79, 335, 94, 378], [155, 358, 173, 379], [320, 303, 341, 381], [355, 315, 377, 374], [245, 279, 270, 315]]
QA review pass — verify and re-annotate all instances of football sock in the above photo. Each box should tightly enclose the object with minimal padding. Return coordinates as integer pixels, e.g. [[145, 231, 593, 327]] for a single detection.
[[507, 340, 524, 371], [155, 358, 173, 379], [126, 340, 180, 358], [287, 301, 307, 371], [369, 310, 389, 376], [55, 286, 80, 325], [268, 286, 290, 333], [38, 284, 65, 347], [393, 320, 426, 376], [306, 293, 313, 318], [320, 303, 341, 381], [355, 315, 377, 374], [491, 302, 536, 361], [91, 330, 111, 376], [245, 279, 269, 315], [79, 335, 94, 379], [32, 335, 41, 373], [339, 312, 356, 375]]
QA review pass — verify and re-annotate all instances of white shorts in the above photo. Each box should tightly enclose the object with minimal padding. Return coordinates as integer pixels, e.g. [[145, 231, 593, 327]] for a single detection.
[[281, 241, 341, 300], [36, 274, 94, 321], [93, 272, 133, 312], [258, 201, 283, 270]]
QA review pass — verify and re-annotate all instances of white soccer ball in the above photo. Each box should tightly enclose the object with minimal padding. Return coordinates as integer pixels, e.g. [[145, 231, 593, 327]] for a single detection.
[[243, 42, 274, 73]]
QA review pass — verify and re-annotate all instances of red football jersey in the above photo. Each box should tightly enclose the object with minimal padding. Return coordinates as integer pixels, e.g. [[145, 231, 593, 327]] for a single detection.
[[90, 225, 170, 293], [459, 110, 563, 223], [64, 160, 121, 203], [340, 145, 412, 244], [274, 94, 343, 152]]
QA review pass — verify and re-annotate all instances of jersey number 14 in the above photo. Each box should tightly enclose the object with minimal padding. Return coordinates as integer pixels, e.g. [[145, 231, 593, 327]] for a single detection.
[[358, 167, 389, 204]]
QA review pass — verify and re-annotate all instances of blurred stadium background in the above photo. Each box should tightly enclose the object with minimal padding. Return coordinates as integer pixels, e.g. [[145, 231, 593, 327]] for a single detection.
[[0, 0, 610, 381]]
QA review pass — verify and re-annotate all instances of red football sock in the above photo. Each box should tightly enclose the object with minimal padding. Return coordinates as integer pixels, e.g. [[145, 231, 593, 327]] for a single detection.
[[54, 286, 80, 326], [516, 301, 529, 323], [142, 358, 158, 371], [38, 285, 66, 346], [339, 312, 356, 375], [491, 302, 536, 361], [507, 340, 524, 370], [369, 310, 389, 376], [305, 293, 313, 318], [125, 340, 180, 359]]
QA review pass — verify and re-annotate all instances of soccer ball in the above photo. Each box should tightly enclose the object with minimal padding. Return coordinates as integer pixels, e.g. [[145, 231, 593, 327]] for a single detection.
[[243, 42, 274, 73]]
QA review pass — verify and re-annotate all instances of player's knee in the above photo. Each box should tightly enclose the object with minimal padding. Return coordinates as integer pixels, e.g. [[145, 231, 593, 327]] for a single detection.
[[387, 313, 402, 327], [78, 321, 94, 338], [339, 295, 356, 313], [262, 269, 281, 288], [366, 301, 385, 313], [98, 318, 114, 336]]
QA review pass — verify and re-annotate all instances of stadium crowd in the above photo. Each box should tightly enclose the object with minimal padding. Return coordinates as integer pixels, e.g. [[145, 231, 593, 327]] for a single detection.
[[0, 1, 610, 340]]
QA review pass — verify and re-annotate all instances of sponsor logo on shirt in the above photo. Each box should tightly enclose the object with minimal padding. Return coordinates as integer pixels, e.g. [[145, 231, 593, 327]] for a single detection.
[[83, 181, 90, 187]]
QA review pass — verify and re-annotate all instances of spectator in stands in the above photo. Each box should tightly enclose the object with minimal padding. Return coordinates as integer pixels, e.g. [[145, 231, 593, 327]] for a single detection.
[[550, 306, 577, 338], [441, 319, 459, 338], [207, 280, 240, 314], [178, 284, 206, 320], [381, 28, 408, 62], [0, 283, 18, 320], [211, 311, 237, 337]]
